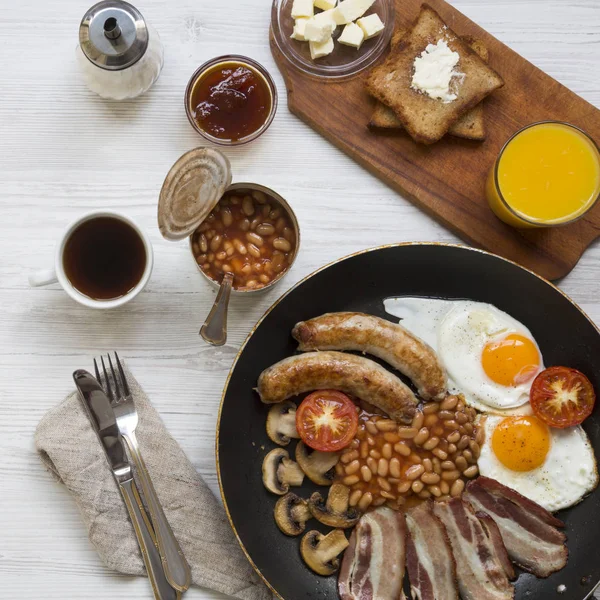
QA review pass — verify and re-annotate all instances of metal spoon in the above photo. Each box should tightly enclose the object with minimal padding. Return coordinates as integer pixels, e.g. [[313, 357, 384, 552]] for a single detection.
[[200, 272, 234, 346]]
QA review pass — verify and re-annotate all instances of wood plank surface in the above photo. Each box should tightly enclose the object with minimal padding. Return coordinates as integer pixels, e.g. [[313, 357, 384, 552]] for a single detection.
[[0, 0, 599, 599], [271, 0, 600, 280]]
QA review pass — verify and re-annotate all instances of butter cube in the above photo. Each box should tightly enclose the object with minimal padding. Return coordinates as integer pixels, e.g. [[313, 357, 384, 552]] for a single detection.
[[291, 0, 314, 19], [333, 0, 375, 24], [304, 17, 336, 43], [291, 18, 309, 41], [338, 22, 365, 49], [309, 37, 335, 60], [357, 13, 385, 39], [314, 0, 337, 10]]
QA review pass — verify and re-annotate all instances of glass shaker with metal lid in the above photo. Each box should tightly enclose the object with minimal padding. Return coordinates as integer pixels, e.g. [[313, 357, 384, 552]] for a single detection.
[[76, 0, 164, 100]]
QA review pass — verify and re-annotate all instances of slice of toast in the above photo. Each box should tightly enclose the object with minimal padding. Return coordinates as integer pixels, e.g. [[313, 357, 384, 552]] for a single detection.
[[370, 30, 488, 140], [365, 4, 504, 144]]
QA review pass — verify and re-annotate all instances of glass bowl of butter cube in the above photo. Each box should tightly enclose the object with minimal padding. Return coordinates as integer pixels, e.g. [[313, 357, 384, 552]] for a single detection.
[[271, 0, 394, 80]]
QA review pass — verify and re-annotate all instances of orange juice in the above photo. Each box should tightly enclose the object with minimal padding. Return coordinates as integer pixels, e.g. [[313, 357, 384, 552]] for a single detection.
[[487, 122, 600, 228]]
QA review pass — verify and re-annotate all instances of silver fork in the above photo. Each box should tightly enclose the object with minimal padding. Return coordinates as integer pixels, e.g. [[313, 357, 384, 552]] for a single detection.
[[96, 353, 192, 593]]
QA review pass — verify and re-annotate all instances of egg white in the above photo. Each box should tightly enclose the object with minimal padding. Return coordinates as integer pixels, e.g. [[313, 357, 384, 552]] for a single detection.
[[478, 416, 599, 512], [383, 297, 543, 414]]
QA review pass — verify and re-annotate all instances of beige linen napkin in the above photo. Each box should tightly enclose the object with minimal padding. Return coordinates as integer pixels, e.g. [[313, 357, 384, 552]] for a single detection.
[[34, 365, 270, 600]]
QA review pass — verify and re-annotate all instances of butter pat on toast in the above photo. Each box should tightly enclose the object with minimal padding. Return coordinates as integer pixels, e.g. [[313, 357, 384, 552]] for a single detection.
[[365, 4, 504, 144]]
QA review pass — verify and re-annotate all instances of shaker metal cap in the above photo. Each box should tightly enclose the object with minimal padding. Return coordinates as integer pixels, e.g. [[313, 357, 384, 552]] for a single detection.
[[79, 0, 149, 71]]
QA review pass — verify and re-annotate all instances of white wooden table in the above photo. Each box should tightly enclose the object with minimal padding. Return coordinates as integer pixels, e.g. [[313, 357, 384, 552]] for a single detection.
[[1, 0, 599, 598]]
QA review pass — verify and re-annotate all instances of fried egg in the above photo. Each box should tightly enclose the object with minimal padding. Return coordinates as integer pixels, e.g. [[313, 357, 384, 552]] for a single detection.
[[478, 415, 598, 511], [384, 298, 544, 414]]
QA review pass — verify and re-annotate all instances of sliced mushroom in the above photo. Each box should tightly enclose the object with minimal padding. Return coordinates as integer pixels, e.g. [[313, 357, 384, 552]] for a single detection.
[[295, 440, 340, 486], [300, 529, 349, 576], [266, 401, 300, 446], [274, 493, 312, 536], [262, 448, 305, 495], [308, 483, 360, 528]]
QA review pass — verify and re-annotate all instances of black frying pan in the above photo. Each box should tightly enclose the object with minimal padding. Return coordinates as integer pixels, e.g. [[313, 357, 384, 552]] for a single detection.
[[216, 243, 600, 600]]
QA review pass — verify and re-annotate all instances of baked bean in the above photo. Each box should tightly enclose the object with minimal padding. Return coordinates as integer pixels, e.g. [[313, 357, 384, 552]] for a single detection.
[[246, 232, 264, 247], [463, 449, 474, 463], [423, 402, 440, 414], [397, 481, 412, 494], [445, 420, 460, 430], [232, 239, 247, 255], [221, 208, 233, 226], [432, 457, 442, 474], [441, 461, 456, 471], [457, 435, 470, 450], [380, 490, 396, 500], [394, 442, 411, 457], [382, 443, 393, 459], [438, 410, 454, 420], [199, 234, 208, 253], [414, 427, 429, 446], [256, 223, 275, 236], [389, 458, 401, 478], [455, 411, 468, 424], [283, 227, 295, 242], [447, 443, 457, 454], [372, 496, 387, 507], [345, 460, 361, 475], [439, 495, 452, 502], [222, 263, 232, 273], [276, 217, 287, 232], [377, 477, 391, 492], [422, 458, 433, 472], [463, 422, 474, 435], [226, 247, 235, 257], [447, 431, 461, 444], [432, 448, 448, 460], [259, 274, 270, 284], [424, 414, 438, 427], [455, 456, 468, 471], [412, 412, 424, 430], [210, 235, 222, 251], [377, 458, 389, 477], [421, 472, 440, 485], [250, 217, 261, 230], [366, 421, 378, 435], [418, 490, 432, 499], [469, 440, 481, 458], [242, 197, 255, 216], [369, 449, 381, 459], [343, 475, 360, 486], [422, 436, 439, 450], [273, 237, 292, 252], [358, 492, 373, 511], [239, 218, 250, 231], [398, 427, 418, 439], [270, 208, 281, 220], [367, 457, 378, 474], [441, 395, 458, 411], [375, 419, 397, 432], [367, 436, 376, 447], [450, 479, 465, 497], [252, 190, 267, 204], [464, 465, 479, 478], [476, 426, 485, 446], [349, 489, 362, 507], [361, 466, 372, 482], [216, 251, 227, 261], [407, 453, 422, 464], [247, 243, 261, 258], [433, 425, 444, 437], [335, 463, 344, 476], [383, 432, 400, 443], [272, 252, 285, 272], [440, 480, 450, 495], [360, 441, 369, 459], [341, 450, 359, 463], [388, 477, 400, 485], [441, 470, 460, 482], [406, 464, 425, 480], [262, 205, 271, 217], [429, 485, 442, 497], [411, 480, 424, 493], [349, 439, 360, 449]]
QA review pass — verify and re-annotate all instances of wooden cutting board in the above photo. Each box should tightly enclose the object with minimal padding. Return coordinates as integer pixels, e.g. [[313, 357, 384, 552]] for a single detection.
[[270, 0, 600, 280]]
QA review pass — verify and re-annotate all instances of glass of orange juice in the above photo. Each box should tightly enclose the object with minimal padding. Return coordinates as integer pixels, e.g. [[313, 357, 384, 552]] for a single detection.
[[487, 121, 600, 228]]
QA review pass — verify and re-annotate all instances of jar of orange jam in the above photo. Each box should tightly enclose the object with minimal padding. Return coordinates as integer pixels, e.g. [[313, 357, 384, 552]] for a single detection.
[[486, 122, 600, 228]]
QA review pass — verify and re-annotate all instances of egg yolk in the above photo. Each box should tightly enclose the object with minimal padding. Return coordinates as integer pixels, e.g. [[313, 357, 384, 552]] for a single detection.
[[481, 333, 540, 386], [491, 415, 550, 472]]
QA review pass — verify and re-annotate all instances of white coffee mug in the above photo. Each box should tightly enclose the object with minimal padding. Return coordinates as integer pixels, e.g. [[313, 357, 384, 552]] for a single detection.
[[28, 211, 154, 309]]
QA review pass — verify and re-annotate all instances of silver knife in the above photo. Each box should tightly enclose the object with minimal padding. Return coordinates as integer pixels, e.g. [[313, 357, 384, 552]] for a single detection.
[[74, 370, 180, 600]]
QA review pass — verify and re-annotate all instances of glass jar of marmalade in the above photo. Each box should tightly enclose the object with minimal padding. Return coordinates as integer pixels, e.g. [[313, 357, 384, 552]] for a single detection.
[[185, 55, 278, 146]]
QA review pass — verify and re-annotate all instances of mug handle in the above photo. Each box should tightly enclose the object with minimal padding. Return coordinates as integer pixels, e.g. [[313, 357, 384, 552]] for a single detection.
[[29, 269, 58, 287]]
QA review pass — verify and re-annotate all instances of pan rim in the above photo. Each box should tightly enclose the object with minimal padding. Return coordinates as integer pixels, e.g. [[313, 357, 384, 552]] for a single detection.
[[215, 241, 600, 600]]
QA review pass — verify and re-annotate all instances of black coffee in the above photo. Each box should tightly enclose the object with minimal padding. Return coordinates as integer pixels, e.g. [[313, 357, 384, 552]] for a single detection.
[[63, 217, 147, 301]]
